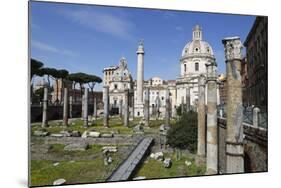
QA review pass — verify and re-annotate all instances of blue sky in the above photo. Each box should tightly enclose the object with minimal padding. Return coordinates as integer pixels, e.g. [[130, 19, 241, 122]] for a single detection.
[[30, 1, 255, 91]]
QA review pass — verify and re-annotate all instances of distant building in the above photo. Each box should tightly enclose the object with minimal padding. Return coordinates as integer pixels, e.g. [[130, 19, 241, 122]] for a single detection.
[[218, 74, 227, 105], [241, 57, 250, 106], [52, 78, 103, 106], [52, 79, 72, 103], [103, 25, 221, 118], [176, 25, 218, 107], [103, 57, 134, 115], [244, 16, 268, 107]]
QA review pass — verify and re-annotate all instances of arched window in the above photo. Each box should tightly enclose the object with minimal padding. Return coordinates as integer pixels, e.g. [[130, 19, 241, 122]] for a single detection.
[[184, 64, 187, 73], [195, 62, 199, 71]]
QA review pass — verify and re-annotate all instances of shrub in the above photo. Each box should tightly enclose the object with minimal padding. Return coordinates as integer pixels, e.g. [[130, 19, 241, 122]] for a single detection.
[[167, 111, 198, 153]]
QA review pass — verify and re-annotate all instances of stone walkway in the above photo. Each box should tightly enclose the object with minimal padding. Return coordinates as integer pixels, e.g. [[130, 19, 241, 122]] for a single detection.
[[107, 137, 154, 182]]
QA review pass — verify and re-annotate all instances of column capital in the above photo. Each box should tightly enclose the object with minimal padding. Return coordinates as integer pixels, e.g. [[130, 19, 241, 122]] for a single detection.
[[205, 62, 217, 81], [222, 36, 243, 62], [198, 74, 206, 86]]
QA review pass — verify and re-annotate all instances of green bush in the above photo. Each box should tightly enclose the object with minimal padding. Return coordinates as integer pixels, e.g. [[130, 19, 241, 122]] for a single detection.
[[167, 111, 198, 153]]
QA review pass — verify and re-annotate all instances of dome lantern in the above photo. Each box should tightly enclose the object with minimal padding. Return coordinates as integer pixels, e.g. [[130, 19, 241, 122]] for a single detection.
[[193, 25, 202, 41]]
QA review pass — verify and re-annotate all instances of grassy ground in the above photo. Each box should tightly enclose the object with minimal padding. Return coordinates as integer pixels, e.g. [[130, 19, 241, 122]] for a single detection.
[[30, 116, 205, 186], [31, 116, 175, 135], [134, 152, 206, 179], [30, 143, 125, 186]]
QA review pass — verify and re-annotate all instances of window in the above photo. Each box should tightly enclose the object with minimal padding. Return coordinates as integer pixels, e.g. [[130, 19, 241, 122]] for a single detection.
[[195, 48, 199, 52], [184, 64, 187, 73], [114, 84, 118, 90], [195, 62, 199, 71]]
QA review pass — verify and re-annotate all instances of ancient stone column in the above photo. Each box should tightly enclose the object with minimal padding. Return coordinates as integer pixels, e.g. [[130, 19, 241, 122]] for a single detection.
[[83, 88, 88, 127], [63, 88, 68, 126], [119, 99, 123, 118], [103, 86, 109, 127], [206, 61, 218, 175], [130, 95, 134, 121], [253, 107, 260, 127], [186, 87, 190, 112], [41, 87, 48, 127], [93, 97, 97, 120], [155, 95, 160, 119], [222, 37, 244, 173], [81, 93, 84, 119], [197, 74, 206, 157], [165, 88, 170, 127], [69, 95, 73, 119], [181, 96, 184, 114], [124, 89, 129, 127], [144, 88, 150, 126]]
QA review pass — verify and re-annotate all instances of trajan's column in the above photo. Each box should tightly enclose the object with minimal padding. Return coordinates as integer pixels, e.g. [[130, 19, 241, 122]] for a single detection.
[[135, 40, 145, 117]]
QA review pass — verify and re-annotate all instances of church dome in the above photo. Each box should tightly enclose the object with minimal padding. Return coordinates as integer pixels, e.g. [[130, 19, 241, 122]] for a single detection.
[[181, 25, 215, 59]]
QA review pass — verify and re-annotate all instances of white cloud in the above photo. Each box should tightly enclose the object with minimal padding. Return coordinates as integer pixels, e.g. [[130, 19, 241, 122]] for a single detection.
[[59, 9, 135, 40], [175, 26, 183, 31], [31, 40, 77, 57]]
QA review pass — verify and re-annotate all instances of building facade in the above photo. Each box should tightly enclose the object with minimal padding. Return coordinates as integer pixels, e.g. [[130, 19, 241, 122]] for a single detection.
[[244, 16, 268, 108]]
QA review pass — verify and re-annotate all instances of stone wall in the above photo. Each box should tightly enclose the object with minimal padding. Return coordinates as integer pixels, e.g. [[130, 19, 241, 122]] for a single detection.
[[218, 117, 267, 173]]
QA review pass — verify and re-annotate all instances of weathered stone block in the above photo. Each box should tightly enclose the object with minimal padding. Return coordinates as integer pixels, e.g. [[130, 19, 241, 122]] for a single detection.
[[33, 130, 49, 137], [64, 143, 89, 151], [53, 179, 66, 185], [163, 158, 172, 168], [88, 131, 101, 138]]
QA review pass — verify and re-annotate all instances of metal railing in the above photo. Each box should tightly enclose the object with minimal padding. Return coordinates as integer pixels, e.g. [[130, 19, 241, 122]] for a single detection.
[[217, 105, 267, 129]]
